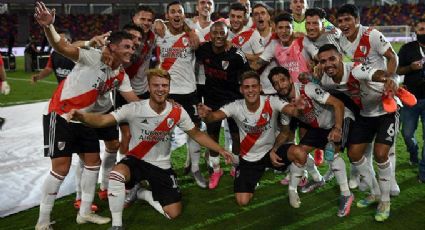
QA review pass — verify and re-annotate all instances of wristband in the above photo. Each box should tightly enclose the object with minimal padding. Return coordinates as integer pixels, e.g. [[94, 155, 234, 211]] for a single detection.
[[84, 40, 90, 47]]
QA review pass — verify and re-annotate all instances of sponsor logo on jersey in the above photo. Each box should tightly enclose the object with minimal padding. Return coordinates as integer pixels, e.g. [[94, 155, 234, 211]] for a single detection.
[[222, 60, 229, 70], [141, 119, 148, 124]]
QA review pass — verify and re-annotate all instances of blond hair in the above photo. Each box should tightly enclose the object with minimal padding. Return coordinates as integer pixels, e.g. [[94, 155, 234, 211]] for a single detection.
[[146, 68, 171, 83]]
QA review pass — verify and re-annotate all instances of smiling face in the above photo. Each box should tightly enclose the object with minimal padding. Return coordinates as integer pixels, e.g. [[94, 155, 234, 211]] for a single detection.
[[166, 3, 185, 30], [125, 29, 143, 49], [276, 20, 293, 45], [318, 49, 343, 78], [305, 15, 323, 40], [197, 0, 214, 17], [290, 0, 307, 17], [148, 75, 170, 104], [110, 39, 135, 64], [229, 9, 246, 32], [252, 6, 270, 32], [210, 23, 227, 48], [337, 13, 359, 40], [133, 10, 154, 33], [271, 73, 292, 98], [240, 77, 262, 104]]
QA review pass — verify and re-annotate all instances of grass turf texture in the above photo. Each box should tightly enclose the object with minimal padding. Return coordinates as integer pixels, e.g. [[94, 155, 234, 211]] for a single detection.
[[1, 43, 425, 229]]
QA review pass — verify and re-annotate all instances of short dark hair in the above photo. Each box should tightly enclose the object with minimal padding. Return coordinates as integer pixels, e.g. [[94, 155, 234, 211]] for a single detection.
[[167, 1, 183, 13], [107, 31, 134, 45], [240, 70, 260, 84], [56, 28, 72, 40], [210, 21, 227, 32], [252, 2, 271, 16], [268, 66, 290, 85], [336, 4, 359, 19], [122, 23, 144, 36], [133, 5, 155, 18], [274, 12, 293, 24], [317, 44, 340, 56], [305, 7, 326, 20], [229, 2, 247, 15]]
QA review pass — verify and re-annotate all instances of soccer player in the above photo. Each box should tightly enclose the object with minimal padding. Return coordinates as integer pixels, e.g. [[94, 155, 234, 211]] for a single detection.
[[268, 66, 354, 217], [317, 43, 398, 222], [34, 2, 140, 229], [198, 71, 307, 206], [68, 68, 234, 229], [336, 3, 404, 196], [195, 21, 251, 189], [155, 1, 207, 188]]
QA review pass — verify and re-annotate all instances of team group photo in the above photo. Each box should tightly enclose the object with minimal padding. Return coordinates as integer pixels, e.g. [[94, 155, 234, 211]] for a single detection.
[[0, 0, 424, 229]]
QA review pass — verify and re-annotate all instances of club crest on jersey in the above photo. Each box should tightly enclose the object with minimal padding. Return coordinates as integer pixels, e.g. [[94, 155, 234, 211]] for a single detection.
[[222, 61, 229, 70], [261, 112, 270, 121], [182, 37, 189, 47], [238, 36, 244, 45], [359, 46, 367, 55], [167, 118, 175, 128], [57, 141, 66, 151]]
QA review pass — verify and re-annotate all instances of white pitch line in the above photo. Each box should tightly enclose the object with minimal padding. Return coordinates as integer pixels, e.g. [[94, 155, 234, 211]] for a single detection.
[[7, 76, 57, 85]]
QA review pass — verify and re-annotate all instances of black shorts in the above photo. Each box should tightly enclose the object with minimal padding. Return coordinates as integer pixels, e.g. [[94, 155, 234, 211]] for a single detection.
[[234, 144, 291, 193], [43, 112, 100, 158], [196, 84, 206, 102], [115, 91, 150, 109], [95, 125, 119, 141], [169, 92, 201, 124], [120, 155, 182, 206], [206, 118, 238, 139], [348, 113, 398, 146]]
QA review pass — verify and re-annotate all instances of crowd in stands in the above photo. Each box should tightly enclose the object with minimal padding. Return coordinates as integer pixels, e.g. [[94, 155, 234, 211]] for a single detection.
[[0, 14, 17, 47]]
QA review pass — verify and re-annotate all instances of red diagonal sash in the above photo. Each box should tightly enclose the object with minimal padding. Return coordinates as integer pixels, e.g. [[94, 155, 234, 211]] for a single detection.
[[161, 33, 189, 71], [231, 29, 255, 48], [353, 27, 373, 63], [299, 84, 320, 128], [240, 97, 272, 156], [127, 105, 182, 159]]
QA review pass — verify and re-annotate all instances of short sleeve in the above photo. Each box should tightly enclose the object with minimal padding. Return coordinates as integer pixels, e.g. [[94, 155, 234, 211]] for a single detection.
[[260, 40, 277, 62], [78, 48, 101, 66], [305, 83, 330, 104], [118, 74, 134, 93], [269, 95, 289, 112], [250, 32, 265, 54], [111, 103, 134, 123], [351, 63, 377, 81], [178, 107, 196, 131], [370, 29, 392, 56], [220, 101, 237, 118]]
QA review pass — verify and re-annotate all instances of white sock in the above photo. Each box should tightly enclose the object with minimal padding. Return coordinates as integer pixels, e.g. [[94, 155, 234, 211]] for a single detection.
[[137, 188, 167, 217], [389, 142, 397, 183], [377, 160, 392, 202], [209, 155, 221, 173], [187, 138, 201, 173], [108, 171, 126, 227], [75, 159, 84, 200], [100, 149, 117, 191], [364, 143, 376, 177], [331, 155, 350, 196], [79, 165, 100, 216], [37, 171, 64, 225], [289, 163, 305, 192], [223, 120, 232, 152], [306, 154, 322, 182], [353, 156, 380, 196]]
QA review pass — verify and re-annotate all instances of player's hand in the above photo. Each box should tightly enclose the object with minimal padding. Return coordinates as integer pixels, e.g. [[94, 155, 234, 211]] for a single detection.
[[328, 126, 342, 143], [67, 109, 83, 122], [219, 149, 234, 165], [153, 19, 165, 38], [31, 74, 40, 84], [313, 65, 323, 80], [293, 95, 306, 111], [270, 148, 284, 167], [188, 31, 200, 49], [0, 81, 10, 95], [89, 31, 111, 48], [383, 73, 398, 94], [34, 2, 55, 27], [410, 60, 423, 71], [197, 103, 212, 119]]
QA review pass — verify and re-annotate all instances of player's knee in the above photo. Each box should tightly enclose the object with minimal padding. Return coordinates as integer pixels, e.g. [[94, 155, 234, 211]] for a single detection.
[[163, 203, 181, 219], [106, 140, 120, 152], [374, 152, 389, 163], [292, 146, 307, 166], [112, 163, 130, 179], [235, 195, 251, 206]]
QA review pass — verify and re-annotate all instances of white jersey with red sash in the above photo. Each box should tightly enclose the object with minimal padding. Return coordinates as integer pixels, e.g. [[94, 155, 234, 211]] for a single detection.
[[156, 28, 196, 94], [256, 31, 278, 94], [112, 100, 195, 169], [221, 95, 288, 162], [294, 82, 335, 129], [46, 48, 132, 118], [194, 21, 213, 85], [228, 28, 264, 55], [125, 30, 156, 95]]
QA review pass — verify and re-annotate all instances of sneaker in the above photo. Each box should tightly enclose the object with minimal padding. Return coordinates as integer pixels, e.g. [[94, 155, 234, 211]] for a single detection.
[[298, 176, 308, 187], [230, 166, 236, 177], [35, 222, 55, 230], [357, 194, 379, 208], [337, 193, 354, 217], [73, 199, 98, 212], [375, 201, 391, 222], [390, 181, 400, 197], [396, 87, 417, 107], [349, 176, 359, 189], [314, 149, 324, 166], [382, 93, 397, 113], [288, 190, 301, 208], [76, 213, 111, 225], [0, 117, 5, 130], [192, 170, 207, 188], [208, 169, 223, 189], [124, 185, 140, 208], [98, 189, 108, 200], [323, 170, 335, 182], [301, 179, 325, 193]]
